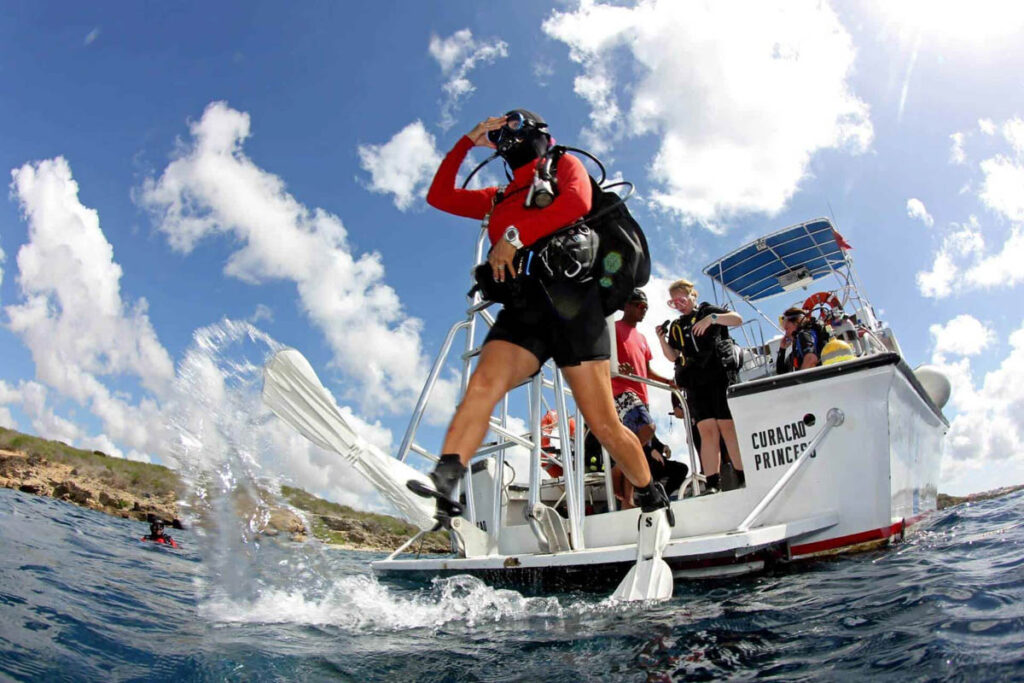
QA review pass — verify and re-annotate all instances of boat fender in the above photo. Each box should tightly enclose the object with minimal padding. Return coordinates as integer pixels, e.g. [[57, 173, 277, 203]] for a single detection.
[[913, 365, 952, 409]]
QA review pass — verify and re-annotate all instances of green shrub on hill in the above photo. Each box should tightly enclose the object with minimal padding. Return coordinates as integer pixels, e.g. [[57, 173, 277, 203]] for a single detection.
[[0, 427, 179, 499]]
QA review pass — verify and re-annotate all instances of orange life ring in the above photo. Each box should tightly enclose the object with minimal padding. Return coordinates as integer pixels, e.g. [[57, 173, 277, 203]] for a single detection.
[[802, 291, 841, 320]]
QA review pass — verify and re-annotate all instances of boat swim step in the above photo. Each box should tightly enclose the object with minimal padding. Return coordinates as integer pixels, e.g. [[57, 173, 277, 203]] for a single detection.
[[373, 511, 839, 571]]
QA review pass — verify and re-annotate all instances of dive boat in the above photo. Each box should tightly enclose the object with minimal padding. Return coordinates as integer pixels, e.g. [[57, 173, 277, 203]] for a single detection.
[[263, 217, 950, 596]]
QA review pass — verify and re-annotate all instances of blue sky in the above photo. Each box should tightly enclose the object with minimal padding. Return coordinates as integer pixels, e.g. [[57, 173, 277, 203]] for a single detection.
[[1, 0, 1022, 502]]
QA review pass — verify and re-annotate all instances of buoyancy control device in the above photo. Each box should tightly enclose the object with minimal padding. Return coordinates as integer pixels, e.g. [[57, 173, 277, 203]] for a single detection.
[[470, 145, 650, 316]]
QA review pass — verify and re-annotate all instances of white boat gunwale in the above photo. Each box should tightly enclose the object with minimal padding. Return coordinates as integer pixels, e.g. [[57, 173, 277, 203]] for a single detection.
[[729, 352, 949, 427]]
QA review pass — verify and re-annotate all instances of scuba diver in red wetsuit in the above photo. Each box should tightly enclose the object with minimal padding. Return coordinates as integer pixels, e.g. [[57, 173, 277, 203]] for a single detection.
[[141, 513, 179, 548], [407, 110, 673, 527]]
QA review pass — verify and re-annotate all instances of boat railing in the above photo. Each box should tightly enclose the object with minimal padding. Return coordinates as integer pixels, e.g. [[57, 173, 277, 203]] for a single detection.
[[607, 370, 704, 498], [731, 318, 774, 381], [736, 407, 845, 532]]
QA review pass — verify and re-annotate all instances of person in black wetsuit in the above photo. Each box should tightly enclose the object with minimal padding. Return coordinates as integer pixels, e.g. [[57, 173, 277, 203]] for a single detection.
[[643, 434, 689, 499], [143, 514, 177, 546], [656, 278, 746, 494], [776, 306, 827, 374]]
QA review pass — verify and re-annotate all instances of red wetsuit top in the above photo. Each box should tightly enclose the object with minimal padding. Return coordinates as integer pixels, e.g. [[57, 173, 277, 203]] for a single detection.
[[426, 136, 593, 247], [611, 320, 653, 404]]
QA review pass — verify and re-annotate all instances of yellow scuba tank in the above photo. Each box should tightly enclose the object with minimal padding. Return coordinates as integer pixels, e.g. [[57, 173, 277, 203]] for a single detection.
[[820, 338, 855, 366]]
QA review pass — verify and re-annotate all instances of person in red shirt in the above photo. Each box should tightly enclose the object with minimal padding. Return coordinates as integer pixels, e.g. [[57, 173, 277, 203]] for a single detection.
[[408, 110, 672, 527], [610, 289, 674, 507]]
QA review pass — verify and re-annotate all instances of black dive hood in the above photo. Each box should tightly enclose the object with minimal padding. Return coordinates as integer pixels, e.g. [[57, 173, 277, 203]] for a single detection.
[[496, 109, 551, 169]]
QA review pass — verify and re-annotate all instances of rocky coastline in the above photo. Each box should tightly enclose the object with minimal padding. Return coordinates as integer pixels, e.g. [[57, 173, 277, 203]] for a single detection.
[[5, 427, 1018, 557], [1, 448, 181, 524], [0, 427, 449, 553]]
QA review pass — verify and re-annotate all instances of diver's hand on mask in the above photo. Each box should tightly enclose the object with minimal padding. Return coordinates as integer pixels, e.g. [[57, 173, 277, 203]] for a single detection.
[[468, 117, 506, 149], [489, 239, 518, 283]]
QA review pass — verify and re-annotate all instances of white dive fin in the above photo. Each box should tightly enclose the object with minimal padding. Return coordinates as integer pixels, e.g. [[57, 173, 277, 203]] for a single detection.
[[611, 510, 674, 602], [262, 348, 437, 531]]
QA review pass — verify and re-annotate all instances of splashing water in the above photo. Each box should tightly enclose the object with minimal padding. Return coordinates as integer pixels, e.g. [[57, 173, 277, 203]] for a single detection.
[[158, 319, 588, 633]]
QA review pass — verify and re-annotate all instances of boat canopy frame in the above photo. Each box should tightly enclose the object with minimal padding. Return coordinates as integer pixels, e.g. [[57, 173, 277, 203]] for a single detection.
[[702, 217, 874, 333]]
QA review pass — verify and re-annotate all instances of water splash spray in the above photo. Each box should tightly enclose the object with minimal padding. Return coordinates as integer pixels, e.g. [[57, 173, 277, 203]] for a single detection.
[[162, 318, 586, 630]]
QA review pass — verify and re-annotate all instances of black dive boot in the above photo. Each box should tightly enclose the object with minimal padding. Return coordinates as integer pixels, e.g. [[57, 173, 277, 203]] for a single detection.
[[407, 454, 467, 525], [703, 473, 721, 495], [635, 481, 675, 527]]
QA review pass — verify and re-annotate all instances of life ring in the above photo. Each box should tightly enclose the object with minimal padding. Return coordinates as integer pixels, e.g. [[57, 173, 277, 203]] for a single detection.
[[802, 291, 841, 320]]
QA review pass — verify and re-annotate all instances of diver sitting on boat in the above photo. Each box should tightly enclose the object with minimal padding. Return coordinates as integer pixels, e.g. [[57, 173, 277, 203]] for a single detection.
[[776, 306, 829, 374], [408, 109, 673, 526], [643, 435, 688, 500], [657, 278, 745, 495]]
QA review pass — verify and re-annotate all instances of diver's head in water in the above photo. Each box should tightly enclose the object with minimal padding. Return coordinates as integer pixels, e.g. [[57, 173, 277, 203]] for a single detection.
[[147, 513, 166, 538], [487, 109, 550, 169]]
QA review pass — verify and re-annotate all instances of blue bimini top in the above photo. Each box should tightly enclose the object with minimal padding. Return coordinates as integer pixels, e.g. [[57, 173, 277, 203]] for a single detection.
[[702, 218, 849, 302]]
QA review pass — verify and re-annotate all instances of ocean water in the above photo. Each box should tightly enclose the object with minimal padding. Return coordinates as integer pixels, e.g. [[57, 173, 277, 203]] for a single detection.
[[1, 486, 1022, 682]]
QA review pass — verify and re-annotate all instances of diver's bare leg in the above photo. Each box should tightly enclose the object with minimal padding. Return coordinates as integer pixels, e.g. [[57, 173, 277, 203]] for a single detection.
[[441, 340, 540, 466]]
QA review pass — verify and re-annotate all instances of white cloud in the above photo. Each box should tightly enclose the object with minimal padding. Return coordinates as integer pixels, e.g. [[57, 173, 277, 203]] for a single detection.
[[949, 131, 967, 164], [921, 117, 1024, 297], [915, 218, 984, 298], [916, 252, 958, 299], [533, 60, 555, 87], [83, 28, 100, 46], [933, 320, 1024, 493], [249, 303, 273, 324], [0, 380, 18, 429], [428, 29, 509, 131], [928, 314, 995, 357], [978, 117, 1024, 222], [543, 0, 873, 227], [7, 157, 176, 454], [979, 155, 1024, 222], [357, 120, 442, 211], [963, 227, 1024, 289], [0, 241, 5, 300], [1003, 117, 1024, 154], [17, 381, 83, 447], [140, 102, 458, 420], [906, 197, 934, 226]]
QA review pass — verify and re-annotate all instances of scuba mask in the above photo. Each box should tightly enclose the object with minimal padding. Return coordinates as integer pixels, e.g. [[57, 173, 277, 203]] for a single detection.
[[488, 110, 550, 169]]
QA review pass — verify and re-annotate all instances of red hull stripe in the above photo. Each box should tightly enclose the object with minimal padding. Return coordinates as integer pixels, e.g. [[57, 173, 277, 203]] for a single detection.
[[790, 520, 906, 556]]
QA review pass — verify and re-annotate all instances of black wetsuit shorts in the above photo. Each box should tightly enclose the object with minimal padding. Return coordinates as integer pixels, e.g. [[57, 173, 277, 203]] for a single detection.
[[686, 376, 733, 423], [485, 280, 610, 367]]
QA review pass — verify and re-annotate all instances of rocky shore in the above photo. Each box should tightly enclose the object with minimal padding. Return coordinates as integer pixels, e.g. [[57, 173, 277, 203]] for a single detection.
[[1, 448, 181, 523], [0, 427, 448, 553]]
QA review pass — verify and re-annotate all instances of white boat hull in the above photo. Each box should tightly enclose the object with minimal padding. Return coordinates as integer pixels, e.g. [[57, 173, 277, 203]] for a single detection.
[[372, 353, 947, 589]]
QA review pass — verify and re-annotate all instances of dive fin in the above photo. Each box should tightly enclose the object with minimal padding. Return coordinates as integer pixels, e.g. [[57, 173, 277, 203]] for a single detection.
[[262, 348, 437, 531], [611, 509, 674, 602]]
